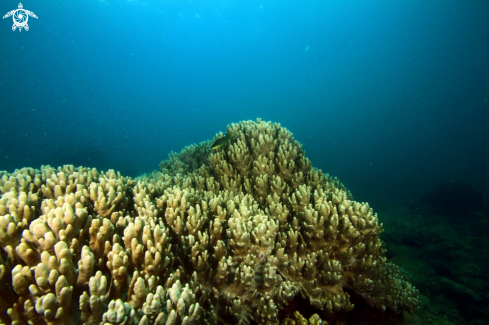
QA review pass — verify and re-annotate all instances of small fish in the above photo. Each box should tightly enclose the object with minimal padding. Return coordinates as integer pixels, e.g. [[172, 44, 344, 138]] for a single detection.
[[211, 132, 235, 150]]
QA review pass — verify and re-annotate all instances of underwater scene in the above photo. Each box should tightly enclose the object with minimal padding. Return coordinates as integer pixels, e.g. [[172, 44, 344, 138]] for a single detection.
[[1, 0, 489, 324]]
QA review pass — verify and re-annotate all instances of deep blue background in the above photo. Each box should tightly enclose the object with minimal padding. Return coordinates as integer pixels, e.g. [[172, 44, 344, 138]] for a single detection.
[[1, 0, 488, 209]]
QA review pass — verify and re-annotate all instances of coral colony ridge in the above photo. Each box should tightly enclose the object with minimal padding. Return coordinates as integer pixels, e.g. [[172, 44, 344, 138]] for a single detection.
[[0, 119, 418, 325]]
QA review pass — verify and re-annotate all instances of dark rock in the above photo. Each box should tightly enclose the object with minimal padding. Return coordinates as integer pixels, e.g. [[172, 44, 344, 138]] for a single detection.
[[417, 181, 485, 216], [400, 237, 422, 247], [433, 263, 459, 282]]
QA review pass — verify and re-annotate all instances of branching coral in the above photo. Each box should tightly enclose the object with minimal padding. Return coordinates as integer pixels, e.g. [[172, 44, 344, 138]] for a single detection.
[[0, 119, 419, 325]]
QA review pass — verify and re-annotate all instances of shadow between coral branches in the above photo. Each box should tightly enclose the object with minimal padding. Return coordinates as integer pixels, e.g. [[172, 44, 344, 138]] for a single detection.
[[275, 291, 406, 325]]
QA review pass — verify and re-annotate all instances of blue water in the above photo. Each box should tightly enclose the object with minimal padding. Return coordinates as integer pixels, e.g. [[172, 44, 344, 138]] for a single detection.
[[1, 0, 488, 209]]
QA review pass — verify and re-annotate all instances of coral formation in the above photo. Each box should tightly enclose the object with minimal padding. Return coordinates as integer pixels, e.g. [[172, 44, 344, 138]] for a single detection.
[[159, 140, 213, 177], [0, 119, 419, 325]]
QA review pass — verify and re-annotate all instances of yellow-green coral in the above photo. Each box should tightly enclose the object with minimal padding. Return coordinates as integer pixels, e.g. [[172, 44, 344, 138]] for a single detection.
[[0, 119, 418, 325]]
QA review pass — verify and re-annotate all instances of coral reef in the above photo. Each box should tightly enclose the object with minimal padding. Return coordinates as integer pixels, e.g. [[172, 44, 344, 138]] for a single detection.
[[159, 140, 213, 177], [0, 119, 419, 325]]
